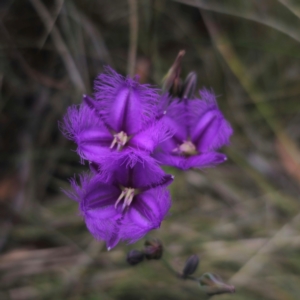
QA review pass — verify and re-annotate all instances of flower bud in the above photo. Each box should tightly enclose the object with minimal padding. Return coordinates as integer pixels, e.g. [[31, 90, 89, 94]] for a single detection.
[[182, 254, 199, 277], [162, 50, 185, 95], [144, 238, 163, 260], [126, 249, 145, 265], [181, 72, 197, 100], [198, 273, 235, 296]]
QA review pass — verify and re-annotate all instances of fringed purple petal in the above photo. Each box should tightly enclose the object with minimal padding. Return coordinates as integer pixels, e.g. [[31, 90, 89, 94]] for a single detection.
[[152, 151, 185, 169], [154, 137, 179, 154], [108, 87, 142, 134], [190, 89, 233, 152], [65, 174, 123, 249], [183, 152, 227, 169], [120, 187, 171, 244], [94, 66, 160, 135], [153, 151, 227, 170], [61, 103, 113, 162], [135, 188, 171, 222], [64, 173, 90, 203], [81, 185, 120, 212], [100, 154, 173, 189], [84, 150, 154, 183], [106, 226, 122, 250], [141, 174, 174, 191], [129, 118, 173, 153], [164, 100, 189, 141], [85, 210, 122, 250], [66, 174, 121, 213]]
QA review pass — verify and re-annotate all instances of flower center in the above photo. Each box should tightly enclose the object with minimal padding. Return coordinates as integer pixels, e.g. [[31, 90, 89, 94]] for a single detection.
[[115, 187, 135, 211], [173, 140, 197, 156], [110, 131, 128, 150]]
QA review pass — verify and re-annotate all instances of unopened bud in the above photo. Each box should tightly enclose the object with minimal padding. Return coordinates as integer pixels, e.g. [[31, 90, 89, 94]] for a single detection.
[[181, 72, 197, 100], [126, 249, 144, 265], [162, 50, 185, 95], [182, 254, 199, 277], [198, 273, 235, 296], [170, 78, 183, 98], [144, 238, 163, 260]]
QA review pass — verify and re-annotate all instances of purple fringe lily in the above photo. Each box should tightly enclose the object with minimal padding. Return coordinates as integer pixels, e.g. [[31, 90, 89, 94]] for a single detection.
[[61, 67, 171, 169], [66, 160, 173, 250], [154, 89, 233, 170]]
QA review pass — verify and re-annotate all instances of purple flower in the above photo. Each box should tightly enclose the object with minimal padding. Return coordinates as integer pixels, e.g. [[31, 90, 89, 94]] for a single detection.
[[66, 159, 173, 250], [61, 67, 171, 167], [154, 89, 233, 170]]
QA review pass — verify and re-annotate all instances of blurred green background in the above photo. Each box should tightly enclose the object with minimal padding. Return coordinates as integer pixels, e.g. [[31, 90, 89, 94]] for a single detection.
[[1, 0, 300, 299]]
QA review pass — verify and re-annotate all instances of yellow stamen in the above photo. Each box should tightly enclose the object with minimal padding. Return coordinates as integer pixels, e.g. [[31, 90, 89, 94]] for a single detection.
[[115, 188, 135, 211], [110, 131, 128, 150], [173, 140, 197, 156]]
